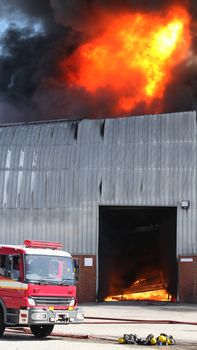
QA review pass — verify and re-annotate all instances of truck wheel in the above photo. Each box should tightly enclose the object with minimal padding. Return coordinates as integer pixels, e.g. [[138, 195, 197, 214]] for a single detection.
[[30, 325, 54, 338], [0, 309, 5, 337]]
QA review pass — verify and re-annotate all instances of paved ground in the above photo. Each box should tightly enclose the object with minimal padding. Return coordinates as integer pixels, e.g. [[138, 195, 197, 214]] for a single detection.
[[1, 302, 197, 349]]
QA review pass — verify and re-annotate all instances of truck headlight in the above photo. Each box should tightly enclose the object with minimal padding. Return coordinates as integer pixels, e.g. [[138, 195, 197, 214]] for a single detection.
[[69, 299, 75, 307], [28, 298, 36, 306], [68, 298, 75, 310]]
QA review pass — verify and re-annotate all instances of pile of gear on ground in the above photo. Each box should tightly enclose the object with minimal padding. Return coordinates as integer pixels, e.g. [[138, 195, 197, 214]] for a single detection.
[[118, 333, 175, 345]]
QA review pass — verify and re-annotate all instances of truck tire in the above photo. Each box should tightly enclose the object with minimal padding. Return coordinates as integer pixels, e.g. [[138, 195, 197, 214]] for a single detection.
[[0, 309, 5, 337], [30, 325, 54, 338]]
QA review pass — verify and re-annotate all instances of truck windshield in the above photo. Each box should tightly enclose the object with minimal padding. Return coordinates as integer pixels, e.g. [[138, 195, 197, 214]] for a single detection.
[[24, 254, 75, 285]]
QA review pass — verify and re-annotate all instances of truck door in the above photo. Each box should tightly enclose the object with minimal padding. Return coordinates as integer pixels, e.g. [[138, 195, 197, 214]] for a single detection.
[[4, 255, 23, 310]]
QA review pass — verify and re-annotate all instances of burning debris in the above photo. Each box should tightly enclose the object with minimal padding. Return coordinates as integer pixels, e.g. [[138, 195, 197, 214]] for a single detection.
[[99, 207, 177, 303], [104, 273, 173, 302], [105, 290, 172, 302], [0, 1, 197, 122]]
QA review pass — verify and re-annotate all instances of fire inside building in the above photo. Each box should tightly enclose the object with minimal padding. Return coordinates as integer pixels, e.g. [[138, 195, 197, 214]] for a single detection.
[[0, 111, 196, 303]]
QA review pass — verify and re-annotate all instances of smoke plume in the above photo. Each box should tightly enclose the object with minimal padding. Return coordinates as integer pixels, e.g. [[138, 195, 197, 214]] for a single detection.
[[0, 0, 197, 123]]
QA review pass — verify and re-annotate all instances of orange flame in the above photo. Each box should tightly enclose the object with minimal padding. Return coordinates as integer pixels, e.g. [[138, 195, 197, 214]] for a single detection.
[[105, 289, 172, 302], [62, 5, 191, 115]]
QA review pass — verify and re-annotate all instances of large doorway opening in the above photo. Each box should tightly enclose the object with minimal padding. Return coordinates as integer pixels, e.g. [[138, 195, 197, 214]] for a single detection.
[[98, 206, 177, 302]]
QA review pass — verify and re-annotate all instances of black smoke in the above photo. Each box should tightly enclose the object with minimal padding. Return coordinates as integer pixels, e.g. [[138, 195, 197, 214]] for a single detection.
[[0, 0, 197, 123]]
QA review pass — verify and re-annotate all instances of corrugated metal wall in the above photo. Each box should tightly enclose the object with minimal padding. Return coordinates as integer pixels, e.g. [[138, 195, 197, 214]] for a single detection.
[[0, 111, 196, 255]]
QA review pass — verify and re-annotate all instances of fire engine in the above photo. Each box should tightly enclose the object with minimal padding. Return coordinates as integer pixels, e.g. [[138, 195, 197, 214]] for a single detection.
[[0, 240, 84, 338]]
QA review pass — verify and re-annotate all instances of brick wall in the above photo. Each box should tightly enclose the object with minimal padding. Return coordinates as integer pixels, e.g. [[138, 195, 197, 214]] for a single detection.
[[178, 255, 197, 303], [73, 254, 197, 303], [73, 255, 96, 302]]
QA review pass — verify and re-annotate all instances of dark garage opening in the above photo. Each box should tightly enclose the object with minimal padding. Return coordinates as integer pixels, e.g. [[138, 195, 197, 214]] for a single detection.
[[98, 206, 177, 302]]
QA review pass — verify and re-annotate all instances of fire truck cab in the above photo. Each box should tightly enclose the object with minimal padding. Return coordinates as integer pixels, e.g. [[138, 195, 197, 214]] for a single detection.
[[0, 240, 84, 338]]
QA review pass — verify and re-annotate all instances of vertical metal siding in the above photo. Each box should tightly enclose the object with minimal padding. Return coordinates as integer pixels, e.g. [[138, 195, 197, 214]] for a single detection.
[[0, 112, 196, 255]]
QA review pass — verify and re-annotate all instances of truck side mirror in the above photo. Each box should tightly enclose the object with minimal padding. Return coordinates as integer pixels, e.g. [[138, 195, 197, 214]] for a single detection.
[[73, 258, 79, 283], [5, 255, 13, 278]]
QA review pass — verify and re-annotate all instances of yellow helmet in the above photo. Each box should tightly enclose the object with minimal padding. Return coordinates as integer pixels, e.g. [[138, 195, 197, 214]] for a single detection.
[[118, 337, 126, 344], [158, 335, 167, 343], [168, 335, 175, 345], [150, 337, 157, 345]]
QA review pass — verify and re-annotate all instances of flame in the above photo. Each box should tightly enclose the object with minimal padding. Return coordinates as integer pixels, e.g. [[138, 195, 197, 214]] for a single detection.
[[62, 5, 191, 115], [105, 289, 172, 302]]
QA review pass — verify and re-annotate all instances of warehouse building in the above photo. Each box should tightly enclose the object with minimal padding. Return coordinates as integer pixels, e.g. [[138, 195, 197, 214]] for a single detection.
[[0, 111, 196, 303]]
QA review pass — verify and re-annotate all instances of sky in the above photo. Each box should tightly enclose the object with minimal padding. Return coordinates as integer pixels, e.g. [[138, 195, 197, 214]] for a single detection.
[[0, 0, 197, 124]]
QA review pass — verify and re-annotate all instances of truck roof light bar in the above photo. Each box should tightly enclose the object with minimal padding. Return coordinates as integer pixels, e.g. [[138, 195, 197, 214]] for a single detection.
[[24, 240, 63, 250]]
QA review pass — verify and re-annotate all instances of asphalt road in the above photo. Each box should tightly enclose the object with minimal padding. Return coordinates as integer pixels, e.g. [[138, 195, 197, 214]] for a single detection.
[[1, 302, 197, 349]]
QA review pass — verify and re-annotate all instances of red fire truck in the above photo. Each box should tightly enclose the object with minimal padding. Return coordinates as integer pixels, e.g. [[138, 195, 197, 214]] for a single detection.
[[0, 240, 84, 338]]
